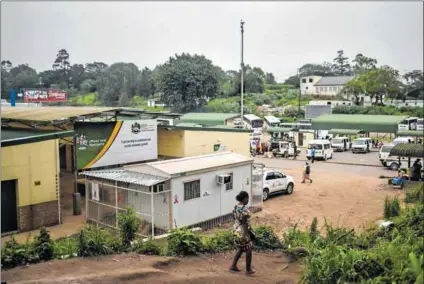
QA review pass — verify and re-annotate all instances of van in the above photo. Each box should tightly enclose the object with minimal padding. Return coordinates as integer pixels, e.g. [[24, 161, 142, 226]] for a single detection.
[[331, 137, 350, 152], [306, 139, 333, 161], [393, 137, 414, 145], [352, 138, 372, 153], [379, 144, 394, 162]]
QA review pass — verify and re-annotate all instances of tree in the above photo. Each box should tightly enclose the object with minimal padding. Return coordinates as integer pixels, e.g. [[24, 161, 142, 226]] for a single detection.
[[332, 50, 352, 76], [265, 72, 277, 84], [284, 62, 335, 87], [154, 53, 220, 112], [85, 62, 108, 80], [352, 53, 377, 75], [119, 77, 130, 107], [80, 79, 96, 93], [52, 49, 71, 87], [403, 70, 424, 101], [96, 62, 141, 106], [343, 79, 365, 105], [69, 64, 86, 90], [9, 64, 39, 90], [1, 60, 12, 71], [139, 67, 154, 98]]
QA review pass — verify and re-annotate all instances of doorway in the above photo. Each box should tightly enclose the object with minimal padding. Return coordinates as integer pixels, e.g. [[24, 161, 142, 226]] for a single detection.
[[298, 133, 304, 147], [1, 179, 18, 234]]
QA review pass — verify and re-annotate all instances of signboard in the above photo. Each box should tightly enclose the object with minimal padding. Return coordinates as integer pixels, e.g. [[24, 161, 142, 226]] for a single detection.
[[24, 88, 67, 102], [75, 119, 158, 169]]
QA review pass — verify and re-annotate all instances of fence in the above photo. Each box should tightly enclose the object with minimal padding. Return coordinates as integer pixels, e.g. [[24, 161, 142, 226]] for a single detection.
[[251, 163, 264, 213], [85, 180, 171, 237]]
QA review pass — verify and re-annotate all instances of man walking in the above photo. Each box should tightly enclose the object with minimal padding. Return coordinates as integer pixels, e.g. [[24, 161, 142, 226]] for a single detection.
[[302, 162, 312, 183], [311, 146, 316, 163]]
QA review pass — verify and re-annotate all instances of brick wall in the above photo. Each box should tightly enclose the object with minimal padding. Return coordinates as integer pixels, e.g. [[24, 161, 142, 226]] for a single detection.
[[18, 200, 59, 232]]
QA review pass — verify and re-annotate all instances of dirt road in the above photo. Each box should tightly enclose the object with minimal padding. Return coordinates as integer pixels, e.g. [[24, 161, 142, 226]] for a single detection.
[[1, 252, 301, 284]]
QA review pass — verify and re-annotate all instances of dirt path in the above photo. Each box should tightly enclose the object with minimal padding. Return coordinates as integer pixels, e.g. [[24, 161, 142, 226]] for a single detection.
[[2, 252, 301, 284]]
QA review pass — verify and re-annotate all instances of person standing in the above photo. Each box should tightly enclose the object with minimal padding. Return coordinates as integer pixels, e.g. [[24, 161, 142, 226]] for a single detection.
[[293, 141, 297, 160], [311, 146, 316, 163], [229, 191, 255, 275], [302, 162, 313, 183]]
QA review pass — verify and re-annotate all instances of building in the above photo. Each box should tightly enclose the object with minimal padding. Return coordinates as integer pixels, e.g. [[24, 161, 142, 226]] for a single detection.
[[300, 76, 322, 95], [308, 100, 353, 108], [1, 128, 73, 234], [147, 98, 167, 108], [300, 76, 354, 96], [82, 152, 262, 236], [158, 124, 252, 158], [179, 113, 240, 127]]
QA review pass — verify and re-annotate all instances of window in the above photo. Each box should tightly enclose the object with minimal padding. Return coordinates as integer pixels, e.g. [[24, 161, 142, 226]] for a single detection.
[[316, 87, 320, 93], [184, 180, 200, 201], [306, 86, 309, 90], [151, 183, 165, 193], [274, 172, 284, 179], [225, 173, 233, 191], [301, 78, 306, 83], [265, 172, 275, 180], [309, 78, 313, 83]]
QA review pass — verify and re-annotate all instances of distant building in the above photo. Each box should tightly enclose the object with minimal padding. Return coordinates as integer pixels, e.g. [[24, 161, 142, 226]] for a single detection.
[[300, 76, 354, 96], [309, 100, 353, 108], [300, 76, 322, 95], [147, 98, 167, 108]]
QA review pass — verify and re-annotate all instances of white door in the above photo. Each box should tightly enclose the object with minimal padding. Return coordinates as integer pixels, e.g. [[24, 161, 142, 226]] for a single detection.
[[265, 172, 278, 194], [273, 172, 287, 190]]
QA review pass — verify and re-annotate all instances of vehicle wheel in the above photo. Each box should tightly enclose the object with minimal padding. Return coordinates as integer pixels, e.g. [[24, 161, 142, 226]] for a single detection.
[[263, 188, 269, 201], [286, 183, 294, 195], [390, 162, 400, 171], [330, 153, 333, 159]]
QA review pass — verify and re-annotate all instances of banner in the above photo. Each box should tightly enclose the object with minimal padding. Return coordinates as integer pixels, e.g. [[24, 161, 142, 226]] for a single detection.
[[24, 89, 67, 102], [75, 119, 158, 170]]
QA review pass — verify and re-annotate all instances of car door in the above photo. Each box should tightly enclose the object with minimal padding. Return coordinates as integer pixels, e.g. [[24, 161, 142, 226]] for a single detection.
[[273, 172, 287, 191], [265, 172, 277, 193]]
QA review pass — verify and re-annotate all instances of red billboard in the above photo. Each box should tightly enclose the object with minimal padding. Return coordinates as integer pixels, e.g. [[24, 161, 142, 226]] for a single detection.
[[24, 89, 67, 102]]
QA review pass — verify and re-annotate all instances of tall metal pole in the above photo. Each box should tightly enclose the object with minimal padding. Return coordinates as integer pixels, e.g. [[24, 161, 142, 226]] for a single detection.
[[240, 20, 245, 124], [297, 68, 301, 115]]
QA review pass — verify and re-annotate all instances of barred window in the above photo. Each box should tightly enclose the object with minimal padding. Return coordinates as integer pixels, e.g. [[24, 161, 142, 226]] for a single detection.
[[184, 180, 200, 201], [225, 173, 233, 191]]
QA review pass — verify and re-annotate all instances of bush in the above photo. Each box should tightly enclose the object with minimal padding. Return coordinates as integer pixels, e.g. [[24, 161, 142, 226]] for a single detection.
[[166, 228, 202, 256], [133, 237, 160, 255], [201, 229, 234, 253], [309, 217, 319, 241], [282, 223, 310, 248], [33, 227, 54, 261], [117, 207, 141, 247], [1, 236, 38, 269], [78, 226, 121, 257], [252, 225, 283, 250], [405, 184, 424, 204], [384, 196, 401, 219], [53, 236, 79, 259]]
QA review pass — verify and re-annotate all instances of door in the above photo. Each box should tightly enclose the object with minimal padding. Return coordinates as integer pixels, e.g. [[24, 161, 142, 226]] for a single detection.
[[273, 172, 287, 190], [298, 133, 304, 146], [1, 180, 18, 234], [265, 172, 276, 193], [59, 144, 67, 169]]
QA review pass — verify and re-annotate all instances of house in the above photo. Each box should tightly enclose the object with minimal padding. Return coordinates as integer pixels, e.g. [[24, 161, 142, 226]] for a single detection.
[[308, 100, 353, 108], [147, 98, 166, 108], [314, 76, 355, 96], [1, 128, 73, 234], [300, 76, 322, 95], [82, 152, 260, 236]]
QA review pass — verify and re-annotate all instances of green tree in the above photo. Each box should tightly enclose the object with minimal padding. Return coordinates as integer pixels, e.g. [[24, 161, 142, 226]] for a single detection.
[[332, 50, 352, 75], [284, 62, 335, 87], [1, 60, 12, 99], [139, 67, 154, 98], [352, 53, 378, 74], [69, 64, 86, 90], [154, 53, 220, 112], [265, 72, 277, 84], [52, 49, 71, 87], [403, 70, 424, 102], [85, 62, 108, 80], [343, 78, 365, 105], [7, 64, 39, 90]]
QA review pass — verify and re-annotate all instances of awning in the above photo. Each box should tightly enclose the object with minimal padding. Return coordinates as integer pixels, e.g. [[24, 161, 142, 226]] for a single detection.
[[267, 127, 293, 133], [389, 143, 424, 158], [1, 128, 75, 147], [328, 129, 363, 135], [396, 130, 424, 137]]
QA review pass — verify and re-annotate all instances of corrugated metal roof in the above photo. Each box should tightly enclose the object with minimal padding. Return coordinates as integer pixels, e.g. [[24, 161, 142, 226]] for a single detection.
[[1, 106, 120, 122], [180, 113, 239, 126], [1, 128, 74, 147], [267, 127, 293, 133], [264, 116, 280, 124], [328, 129, 363, 135], [175, 122, 203, 127], [390, 143, 424, 158], [396, 130, 424, 137], [314, 76, 355, 86], [81, 169, 169, 186], [127, 152, 253, 176]]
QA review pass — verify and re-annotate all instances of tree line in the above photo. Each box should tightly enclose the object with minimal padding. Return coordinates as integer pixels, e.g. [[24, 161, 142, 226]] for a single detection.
[[1, 49, 422, 112]]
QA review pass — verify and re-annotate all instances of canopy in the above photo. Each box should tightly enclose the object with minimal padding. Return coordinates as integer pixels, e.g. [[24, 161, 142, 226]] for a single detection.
[[396, 130, 424, 137], [328, 129, 363, 136], [389, 143, 424, 158], [267, 127, 293, 133]]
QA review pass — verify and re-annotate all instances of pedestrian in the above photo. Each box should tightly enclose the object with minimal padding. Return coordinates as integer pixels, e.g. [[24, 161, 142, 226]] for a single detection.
[[293, 141, 297, 160], [311, 146, 316, 163], [302, 162, 313, 183], [229, 191, 256, 275]]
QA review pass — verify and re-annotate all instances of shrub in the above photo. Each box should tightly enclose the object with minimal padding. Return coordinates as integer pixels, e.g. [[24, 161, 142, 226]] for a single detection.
[[53, 236, 79, 259], [1, 236, 38, 269], [78, 226, 121, 257], [117, 207, 141, 247], [282, 223, 310, 248], [384, 196, 401, 219], [33, 227, 54, 261], [201, 230, 233, 253], [405, 184, 424, 204], [166, 228, 202, 256], [309, 217, 319, 241], [133, 237, 160, 255], [252, 225, 283, 250]]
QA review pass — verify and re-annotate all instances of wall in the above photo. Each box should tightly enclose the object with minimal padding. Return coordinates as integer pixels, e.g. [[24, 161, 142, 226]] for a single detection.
[[171, 164, 252, 228], [300, 76, 322, 95], [315, 85, 344, 96], [1, 140, 59, 206], [184, 130, 250, 157], [158, 128, 185, 158]]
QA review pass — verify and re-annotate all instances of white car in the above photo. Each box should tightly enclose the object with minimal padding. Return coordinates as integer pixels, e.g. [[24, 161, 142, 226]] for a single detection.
[[262, 169, 295, 201]]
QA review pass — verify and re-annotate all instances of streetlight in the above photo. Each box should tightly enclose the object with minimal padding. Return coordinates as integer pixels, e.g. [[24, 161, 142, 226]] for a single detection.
[[297, 68, 301, 115], [240, 19, 245, 125]]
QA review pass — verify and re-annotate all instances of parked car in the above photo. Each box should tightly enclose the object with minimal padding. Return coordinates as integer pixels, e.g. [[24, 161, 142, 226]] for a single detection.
[[351, 138, 372, 153], [262, 168, 295, 201], [331, 137, 351, 152]]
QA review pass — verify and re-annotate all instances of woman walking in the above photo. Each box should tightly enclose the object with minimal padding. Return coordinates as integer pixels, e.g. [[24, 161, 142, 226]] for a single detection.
[[229, 191, 256, 275]]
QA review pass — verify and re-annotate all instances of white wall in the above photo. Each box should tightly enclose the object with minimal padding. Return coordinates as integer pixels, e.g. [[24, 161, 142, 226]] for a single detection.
[[309, 100, 353, 108], [171, 164, 252, 228], [300, 76, 321, 95], [315, 85, 343, 96]]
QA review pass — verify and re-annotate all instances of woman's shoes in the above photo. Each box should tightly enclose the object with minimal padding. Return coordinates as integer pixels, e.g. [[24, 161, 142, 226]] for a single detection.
[[245, 269, 256, 275], [229, 266, 241, 272]]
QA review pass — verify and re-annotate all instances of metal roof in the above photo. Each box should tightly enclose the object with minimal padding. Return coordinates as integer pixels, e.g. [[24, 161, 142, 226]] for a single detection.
[[158, 124, 252, 133], [267, 127, 294, 133], [328, 129, 363, 135], [312, 114, 408, 133], [180, 112, 239, 126], [1, 128, 74, 147], [396, 130, 424, 137], [81, 169, 169, 186], [175, 122, 203, 127], [390, 143, 424, 158], [1, 106, 120, 122], [314, 76, 355, 86], [244, 114, 261, 121], [264, 116, 281, 124], [127, 152, 253, 176]]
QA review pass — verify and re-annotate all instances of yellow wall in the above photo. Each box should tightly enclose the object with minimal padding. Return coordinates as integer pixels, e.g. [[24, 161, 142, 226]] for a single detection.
[[184, 130, 250, 157], [158, 128, 185, 157], [1, 140, 58, 206]]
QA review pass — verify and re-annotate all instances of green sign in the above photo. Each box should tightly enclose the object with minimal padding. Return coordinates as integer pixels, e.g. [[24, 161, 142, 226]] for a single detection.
[[214, 144, 220, 151]]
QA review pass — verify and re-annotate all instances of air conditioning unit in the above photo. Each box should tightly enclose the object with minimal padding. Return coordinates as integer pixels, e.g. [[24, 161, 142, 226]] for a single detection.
[[216, 174, 231, 185]]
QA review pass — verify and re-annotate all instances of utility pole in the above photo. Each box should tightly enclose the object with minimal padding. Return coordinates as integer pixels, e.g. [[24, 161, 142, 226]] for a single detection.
[[297, 68, 301, 115], [240, 19, 245, 125]]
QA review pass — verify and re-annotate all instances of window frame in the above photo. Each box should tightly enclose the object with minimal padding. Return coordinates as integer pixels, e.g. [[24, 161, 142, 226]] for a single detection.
[[265, 172, 275, 181], [225, 173, 234, 191], [183, 180, 201, 201]]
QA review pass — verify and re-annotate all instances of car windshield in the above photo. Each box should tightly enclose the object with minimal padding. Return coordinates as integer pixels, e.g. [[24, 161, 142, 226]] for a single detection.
[[332, 138, 343, 144], [381, 146, 393, 153], [280, 143, 289, 149], [308, 144, 323, 149], [353, 140, 366, 145]]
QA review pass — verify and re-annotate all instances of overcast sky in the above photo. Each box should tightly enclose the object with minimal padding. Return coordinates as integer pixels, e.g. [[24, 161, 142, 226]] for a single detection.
[[1, 1, 423, 81]]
